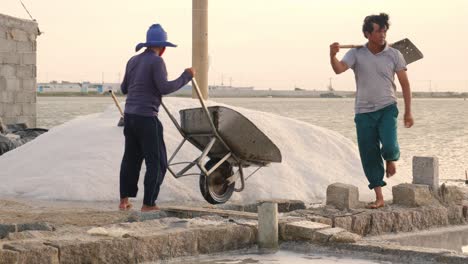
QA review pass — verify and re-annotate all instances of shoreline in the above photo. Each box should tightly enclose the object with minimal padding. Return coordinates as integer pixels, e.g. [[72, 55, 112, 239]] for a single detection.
[[36, 92, 468, 99]]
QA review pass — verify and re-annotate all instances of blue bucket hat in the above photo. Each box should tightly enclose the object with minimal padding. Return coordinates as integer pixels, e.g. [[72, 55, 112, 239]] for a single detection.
[[135, 24, 177, 52]]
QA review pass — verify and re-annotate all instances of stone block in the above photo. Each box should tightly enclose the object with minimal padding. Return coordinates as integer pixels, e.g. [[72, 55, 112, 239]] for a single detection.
[[16, 65, 34, 78], [0, 91, 15, 103], [0, 38, 16, 52], [6, 104, 22, 117], [0, 52, 21, 64], [5, 78, 21, 91], [95, 238, 137, 263], [326, 183, 359, 210], [21, 53, 36, 65], [196, 226, 227, 254], [0, 223, 16, 238], [351, 213, 371, 236], [438, 184, 464, 205], [333, 216, 352, 231], [17, 222, 54, 232], [167, 230, 198, 258], [0, 249, 18, 264], [393, 183, 433, 207], [413, 156, 439, 190], [47, 240, 112, 264], [6, 230, 54, 240], [3, 242, 59, 264], [16, 41, 33, 53], [15, 91, 36, 104], [282, 221, 330, 241], [392, 210, 415, 233], [447, 205, 465, 225], [415, 207, 449, 228], [368, 211, 396, 236], [2, 116, 17, 125], [308, 215, 333, 226], [328, 231, 361, 243], [224, 224, 256, 251], [0, 65, 16, 77], [0, 25, 7, 39], [258, 201, 278, 249], [0, 76, 4, 90], [131, 233, 171, 262], [312, 227, 347, 243], [10, 29, 29, 42], [0, 15, 39, 36]]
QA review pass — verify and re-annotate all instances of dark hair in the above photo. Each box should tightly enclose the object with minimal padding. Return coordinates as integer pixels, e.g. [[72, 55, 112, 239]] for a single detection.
[[362, 13, 390, 38]]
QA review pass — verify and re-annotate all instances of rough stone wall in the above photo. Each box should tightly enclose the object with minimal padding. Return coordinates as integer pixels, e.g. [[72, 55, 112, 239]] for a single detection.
[[0, 13, 39, 127]]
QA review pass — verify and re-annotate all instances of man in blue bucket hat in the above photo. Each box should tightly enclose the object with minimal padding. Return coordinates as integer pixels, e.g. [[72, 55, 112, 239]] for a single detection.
[[119, 24, 195, 212]]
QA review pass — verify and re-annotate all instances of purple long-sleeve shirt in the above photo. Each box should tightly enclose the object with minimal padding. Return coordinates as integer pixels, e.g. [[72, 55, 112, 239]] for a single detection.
[[121, 49, 192, 116]]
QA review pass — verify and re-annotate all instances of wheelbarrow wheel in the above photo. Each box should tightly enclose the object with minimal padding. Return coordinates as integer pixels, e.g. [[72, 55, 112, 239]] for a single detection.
[[199, 159, 235, 204]]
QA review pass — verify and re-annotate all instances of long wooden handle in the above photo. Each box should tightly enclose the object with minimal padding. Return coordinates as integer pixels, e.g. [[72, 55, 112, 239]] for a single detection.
[[340, 44, 363, 49], [109, 90, 124, 117]]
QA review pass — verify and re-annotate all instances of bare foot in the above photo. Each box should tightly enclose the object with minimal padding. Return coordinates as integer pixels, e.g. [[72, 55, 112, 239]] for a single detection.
[[386, 161, 396, 178], [366, 200, 385, 209], [119, 198, 133, 211], [141, 205, 160, 212]]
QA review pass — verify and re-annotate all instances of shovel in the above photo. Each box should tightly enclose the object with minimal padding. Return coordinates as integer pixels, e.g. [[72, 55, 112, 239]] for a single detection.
[[341, 38, 424, 64], [108, 90, 124, 127]]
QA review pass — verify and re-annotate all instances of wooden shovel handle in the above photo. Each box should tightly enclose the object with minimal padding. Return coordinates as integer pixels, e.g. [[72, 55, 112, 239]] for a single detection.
[[109, 90, 124, 117], [340, 44, 363, 49]]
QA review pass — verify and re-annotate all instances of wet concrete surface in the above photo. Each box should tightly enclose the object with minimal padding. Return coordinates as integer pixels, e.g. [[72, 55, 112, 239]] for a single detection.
[[386, 226, 468, 253], [165, 249, 386, 264]]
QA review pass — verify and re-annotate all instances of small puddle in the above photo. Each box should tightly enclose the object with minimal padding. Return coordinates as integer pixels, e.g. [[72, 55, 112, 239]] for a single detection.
[[388, 226, 468, 254], [165, 250, 385, 263]]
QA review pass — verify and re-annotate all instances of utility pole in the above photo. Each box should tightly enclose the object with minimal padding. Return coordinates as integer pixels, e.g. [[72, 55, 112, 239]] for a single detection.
[[192, 0, 209, 100]]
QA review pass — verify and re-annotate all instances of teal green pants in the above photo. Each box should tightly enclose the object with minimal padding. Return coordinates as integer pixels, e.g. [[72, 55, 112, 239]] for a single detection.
[[354, 104, 400, 189]]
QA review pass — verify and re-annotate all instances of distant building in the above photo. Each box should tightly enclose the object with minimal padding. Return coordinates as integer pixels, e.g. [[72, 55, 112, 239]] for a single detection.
[[37, 82, 121, 93], [209, 85, 254, 91]]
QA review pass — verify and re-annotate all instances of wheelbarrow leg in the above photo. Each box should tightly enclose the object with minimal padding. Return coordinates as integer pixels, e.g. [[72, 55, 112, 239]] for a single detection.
[[168, 138, 187, 164], [234, 166, 245, 192], [206, 152, 232, 176], [197, 137, 217, 176]]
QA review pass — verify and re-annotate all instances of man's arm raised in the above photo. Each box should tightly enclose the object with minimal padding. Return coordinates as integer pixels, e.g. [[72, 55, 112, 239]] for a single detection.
[[330, 42, 349, 74]]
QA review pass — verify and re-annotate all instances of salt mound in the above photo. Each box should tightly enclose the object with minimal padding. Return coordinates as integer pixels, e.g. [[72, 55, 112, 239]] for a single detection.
[[0, 97, 397, 203]]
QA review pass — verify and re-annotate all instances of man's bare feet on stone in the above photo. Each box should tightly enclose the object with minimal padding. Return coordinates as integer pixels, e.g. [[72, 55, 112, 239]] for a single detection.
[[141, 205, 160, 212], [386, 160, 396, 178], [366, 200, 385, 209], [119, 198, 133, 211]]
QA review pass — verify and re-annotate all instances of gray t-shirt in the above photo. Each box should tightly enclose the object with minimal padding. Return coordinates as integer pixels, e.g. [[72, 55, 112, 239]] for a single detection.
[[342, 43, 407, 114]]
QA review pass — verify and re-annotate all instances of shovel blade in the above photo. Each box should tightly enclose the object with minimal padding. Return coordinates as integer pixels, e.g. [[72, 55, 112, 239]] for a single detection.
[[117, 117, 124, 127], [391, 38, 424, 65]]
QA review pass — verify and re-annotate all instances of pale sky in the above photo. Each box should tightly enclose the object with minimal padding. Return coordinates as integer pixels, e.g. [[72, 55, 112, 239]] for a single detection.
[[3, 0, 468, 91]]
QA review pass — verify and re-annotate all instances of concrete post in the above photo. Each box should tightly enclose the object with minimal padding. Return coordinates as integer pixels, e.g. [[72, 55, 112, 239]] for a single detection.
[[257, 201, 278, 250], [192, 0, 209, 100], [412, 156, 439, 190]]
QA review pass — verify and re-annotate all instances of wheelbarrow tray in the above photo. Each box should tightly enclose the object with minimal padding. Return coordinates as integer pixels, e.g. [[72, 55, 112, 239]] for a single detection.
[[180, 106, 282, 165]]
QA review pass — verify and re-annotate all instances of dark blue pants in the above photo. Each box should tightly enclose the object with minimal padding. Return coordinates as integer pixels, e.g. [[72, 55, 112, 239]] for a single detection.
[[354, 104, 400, 190], [120, 113, 167, 206]]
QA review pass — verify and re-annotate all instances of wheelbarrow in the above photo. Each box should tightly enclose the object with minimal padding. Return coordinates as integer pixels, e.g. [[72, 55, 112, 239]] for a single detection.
[[161, 78, 282, 204]]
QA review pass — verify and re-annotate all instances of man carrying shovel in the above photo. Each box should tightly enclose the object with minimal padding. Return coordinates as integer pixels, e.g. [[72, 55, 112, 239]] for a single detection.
[[329, 13, 414, 209], [119, 24, 195, 211]]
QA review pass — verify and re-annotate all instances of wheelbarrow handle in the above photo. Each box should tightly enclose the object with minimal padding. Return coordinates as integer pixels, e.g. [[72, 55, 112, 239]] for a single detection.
[[191, 78, 218, 136]]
